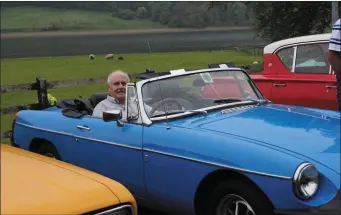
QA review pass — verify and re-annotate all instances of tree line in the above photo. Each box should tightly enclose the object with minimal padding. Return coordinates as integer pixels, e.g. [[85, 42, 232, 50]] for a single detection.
[[1, 1, 340, 42], [1, 1, 254, 28]]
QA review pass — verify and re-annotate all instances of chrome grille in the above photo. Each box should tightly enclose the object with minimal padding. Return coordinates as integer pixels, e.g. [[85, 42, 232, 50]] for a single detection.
[[221, 105, 257, 114], [85, 204, 134, 215]]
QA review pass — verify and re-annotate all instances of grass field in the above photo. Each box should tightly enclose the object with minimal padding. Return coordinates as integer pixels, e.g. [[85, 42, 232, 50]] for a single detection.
[[1, 50, 262, 143], [1, 7, 166, 33]]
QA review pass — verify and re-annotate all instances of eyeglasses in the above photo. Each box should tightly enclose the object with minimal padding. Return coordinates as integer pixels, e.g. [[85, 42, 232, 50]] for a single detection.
[[112, 81, 127, 86]]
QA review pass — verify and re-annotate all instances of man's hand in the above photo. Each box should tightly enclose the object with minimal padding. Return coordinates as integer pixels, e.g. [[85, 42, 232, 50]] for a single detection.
[[328, 50, 341, 76]]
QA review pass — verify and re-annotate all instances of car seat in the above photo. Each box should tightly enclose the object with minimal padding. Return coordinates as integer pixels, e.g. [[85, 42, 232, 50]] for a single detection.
[[89, 92, 108, 107]]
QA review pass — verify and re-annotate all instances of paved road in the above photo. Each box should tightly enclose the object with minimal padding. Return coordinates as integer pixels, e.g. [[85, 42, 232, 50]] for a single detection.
[[139, 207, 189, 215], [1, 29, 265, 58], [139, 207, 168, 215]]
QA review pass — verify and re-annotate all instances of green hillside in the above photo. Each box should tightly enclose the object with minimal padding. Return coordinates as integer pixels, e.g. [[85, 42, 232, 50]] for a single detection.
[[0, 7, 167, 33]]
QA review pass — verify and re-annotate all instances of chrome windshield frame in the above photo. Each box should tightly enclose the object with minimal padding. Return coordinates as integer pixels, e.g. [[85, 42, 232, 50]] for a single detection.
[[135, 67, 266, 126]]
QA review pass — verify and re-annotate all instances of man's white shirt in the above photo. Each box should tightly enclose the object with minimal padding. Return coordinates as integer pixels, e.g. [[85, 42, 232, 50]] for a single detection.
[[92, 95, 159, 119], [329, 18, 341, 52]]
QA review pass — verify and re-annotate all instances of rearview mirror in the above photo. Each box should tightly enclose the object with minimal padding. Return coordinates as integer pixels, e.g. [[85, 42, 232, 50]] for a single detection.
[[193, 78, 206, 88]]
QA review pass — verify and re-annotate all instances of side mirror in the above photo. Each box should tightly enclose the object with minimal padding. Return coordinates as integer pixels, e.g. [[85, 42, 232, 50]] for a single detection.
[[103, 109, 124, 127]]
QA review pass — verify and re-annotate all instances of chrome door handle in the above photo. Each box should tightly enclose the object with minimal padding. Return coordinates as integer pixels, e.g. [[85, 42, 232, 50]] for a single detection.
[[76, 125, 91, 131], [326, 85, 337, 88], [273, 83, 286, 87]]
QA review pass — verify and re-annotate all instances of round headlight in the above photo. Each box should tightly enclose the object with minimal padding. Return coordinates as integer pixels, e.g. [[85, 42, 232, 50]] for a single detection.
[[293, 163, 319, 200]]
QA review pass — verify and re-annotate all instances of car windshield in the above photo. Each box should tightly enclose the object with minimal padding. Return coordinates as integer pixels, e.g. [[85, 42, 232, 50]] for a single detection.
[[141, 70, 263, 118]]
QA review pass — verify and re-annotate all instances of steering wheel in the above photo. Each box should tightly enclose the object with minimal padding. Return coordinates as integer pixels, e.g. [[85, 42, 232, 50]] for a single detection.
[[149, 98, 193, 116]]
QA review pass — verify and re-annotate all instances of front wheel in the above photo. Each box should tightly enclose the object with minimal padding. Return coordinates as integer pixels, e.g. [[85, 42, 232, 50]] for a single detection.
[[208, 179, 274, 215], [36, 143, 61, 160]]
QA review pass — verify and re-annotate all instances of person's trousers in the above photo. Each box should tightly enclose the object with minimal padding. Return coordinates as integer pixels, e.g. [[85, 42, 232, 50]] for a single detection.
[[337, 74, 341, 112]]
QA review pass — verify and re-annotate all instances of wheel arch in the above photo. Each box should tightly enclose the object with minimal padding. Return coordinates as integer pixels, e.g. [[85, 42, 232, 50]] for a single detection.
[[29, 137, 62, 159], [194, 169, 274, 215]]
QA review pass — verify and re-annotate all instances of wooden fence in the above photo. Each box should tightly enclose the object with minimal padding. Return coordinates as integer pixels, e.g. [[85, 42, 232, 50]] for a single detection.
[[0, 62, 264, 140]]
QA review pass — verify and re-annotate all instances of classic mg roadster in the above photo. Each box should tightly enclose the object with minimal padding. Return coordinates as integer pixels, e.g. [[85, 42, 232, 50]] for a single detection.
[[11, 67, 340, 215]]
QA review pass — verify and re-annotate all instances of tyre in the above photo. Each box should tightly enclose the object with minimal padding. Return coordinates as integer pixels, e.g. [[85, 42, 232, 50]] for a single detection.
[[207, 179, 274, 215], [36, 143, 61, 160]]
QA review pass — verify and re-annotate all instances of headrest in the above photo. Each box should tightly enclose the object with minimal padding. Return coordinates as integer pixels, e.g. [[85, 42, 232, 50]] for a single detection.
[[89, 92, 108, 106]]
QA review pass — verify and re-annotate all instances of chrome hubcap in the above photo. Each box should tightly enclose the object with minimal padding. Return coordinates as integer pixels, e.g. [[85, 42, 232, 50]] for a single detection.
[[216, 194, 255, 215], [44, 152, 56, 159]]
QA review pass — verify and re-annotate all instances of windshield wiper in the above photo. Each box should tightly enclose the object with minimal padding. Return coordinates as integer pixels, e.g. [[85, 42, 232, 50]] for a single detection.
[[213, 98, 269, 105], [246, 98, 269, 105], [152, 110, 185, 117], [187, 110, 208, 115], [152, 110, 207, 118], [213, 98, 244, 103]]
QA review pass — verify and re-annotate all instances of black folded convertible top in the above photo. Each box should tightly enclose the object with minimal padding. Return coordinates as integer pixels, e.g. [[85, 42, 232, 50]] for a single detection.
[[56, 98, 94, 118]]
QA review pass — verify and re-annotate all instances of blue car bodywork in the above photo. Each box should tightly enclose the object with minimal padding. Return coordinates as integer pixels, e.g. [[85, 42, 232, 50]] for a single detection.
[[11, 68, 340, 215]]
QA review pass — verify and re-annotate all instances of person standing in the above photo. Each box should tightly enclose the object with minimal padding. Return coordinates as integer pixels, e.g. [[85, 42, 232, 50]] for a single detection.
[[328, 18, 341, 111]]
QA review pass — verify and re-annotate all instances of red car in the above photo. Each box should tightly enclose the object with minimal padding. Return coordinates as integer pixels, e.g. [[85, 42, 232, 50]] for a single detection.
[[249, 33, 338, 111]]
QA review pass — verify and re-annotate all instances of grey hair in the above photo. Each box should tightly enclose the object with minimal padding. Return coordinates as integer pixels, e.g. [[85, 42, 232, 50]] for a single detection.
[[107, 70, 130, 85]]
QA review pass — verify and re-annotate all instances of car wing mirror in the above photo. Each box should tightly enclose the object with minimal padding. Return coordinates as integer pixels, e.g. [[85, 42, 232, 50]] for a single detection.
[[103, 109, 124, 127]]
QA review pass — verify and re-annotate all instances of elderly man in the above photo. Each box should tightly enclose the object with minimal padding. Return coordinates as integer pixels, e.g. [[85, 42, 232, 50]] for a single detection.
[[328, 18, 341, 111], [92, 70, 131, 118], [93, 70, 161, 119]]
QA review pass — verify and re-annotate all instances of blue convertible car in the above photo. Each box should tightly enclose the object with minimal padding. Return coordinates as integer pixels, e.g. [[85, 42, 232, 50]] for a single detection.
[[11, 67, 340, 215]]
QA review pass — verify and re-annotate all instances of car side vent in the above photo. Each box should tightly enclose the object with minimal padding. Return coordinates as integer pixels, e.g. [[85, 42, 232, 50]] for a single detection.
[[221, 105, 257, 114]]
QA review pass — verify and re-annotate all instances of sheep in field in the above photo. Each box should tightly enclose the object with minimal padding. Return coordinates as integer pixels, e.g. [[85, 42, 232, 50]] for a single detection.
[[89, 54, 95, 59], [105, 54, 114, 60]]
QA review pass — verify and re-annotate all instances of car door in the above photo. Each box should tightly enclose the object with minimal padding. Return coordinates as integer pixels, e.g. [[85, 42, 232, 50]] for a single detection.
[[69, 86, 147, 199], [268, 46, 298, 105], [142, 123, 206, 214], [290, 42, 338, 110], [72, 116, 146, 198], [323, 69, 338, 111]]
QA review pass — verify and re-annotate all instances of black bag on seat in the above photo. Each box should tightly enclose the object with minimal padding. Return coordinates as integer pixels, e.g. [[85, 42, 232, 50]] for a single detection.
[[56, 98, 94, 118]]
